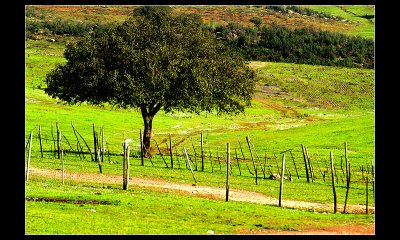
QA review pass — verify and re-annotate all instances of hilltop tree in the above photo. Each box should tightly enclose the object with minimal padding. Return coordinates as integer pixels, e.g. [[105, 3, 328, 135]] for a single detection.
[[44, 7, 256, 157]]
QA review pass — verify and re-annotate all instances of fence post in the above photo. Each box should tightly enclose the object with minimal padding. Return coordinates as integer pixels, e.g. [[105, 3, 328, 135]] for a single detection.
[[93, 124, 102, 173], [330, 152, 337, 213], [123, 141, 130, 190], [59, 128, 64, 184], [235, 148, 241, 176], [289, 150, 299, 179], [169, 134, 173, 168], [226, 143, 230, 202], [71, 122, 93, 161], [279, 154, 286, 207], [365, 175, 369, 214], [56, 122, 61, 159], [246, 136, 258, 185], [93, 123, 98, 163], [216, 147, 221, 171], [25, 131, 33, 182], [301, 144, 310, 182], [101, 126, 105, 163], [38, 125, 43, 159], [140, 129, 144, 166], [343, 142, 351, 213], [201, 131, 204, 171], [183, 147, 197, 183], [154, 139, 169, 168]]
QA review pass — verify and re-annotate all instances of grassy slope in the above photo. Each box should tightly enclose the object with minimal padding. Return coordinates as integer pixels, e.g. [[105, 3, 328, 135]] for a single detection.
[[26, 5, 374, 39]]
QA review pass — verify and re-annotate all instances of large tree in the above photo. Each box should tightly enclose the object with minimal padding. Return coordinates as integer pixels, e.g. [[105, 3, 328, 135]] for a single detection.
[[45, 7, 256, 157]]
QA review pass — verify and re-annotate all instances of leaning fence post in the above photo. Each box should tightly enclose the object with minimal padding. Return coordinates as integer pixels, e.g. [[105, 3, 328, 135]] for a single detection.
[[25, 131, 33, 182], [330, 152, 337, 213], [60, 128, 64, 184], [93, 124, 102, 173], [226, 143, 231, 202], [169, 134, 173, 168], [343, 142, 351, 213], [289, 150, 299, 179], [301, 144, 310, 182], [183, 147, 197, 183], [38, 125, 43, 159], [246, 135, 258, 185], [279, 154, 286, 207]]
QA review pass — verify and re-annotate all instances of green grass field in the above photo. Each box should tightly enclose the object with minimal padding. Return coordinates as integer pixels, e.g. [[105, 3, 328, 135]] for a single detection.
[[24, 5, 375, 234], [25, 176, 374, 234]]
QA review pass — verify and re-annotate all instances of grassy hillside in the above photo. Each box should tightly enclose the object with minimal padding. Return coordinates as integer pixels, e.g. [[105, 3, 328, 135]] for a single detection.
[[26, 5, 374, 39], [25, 37, 374, 175]]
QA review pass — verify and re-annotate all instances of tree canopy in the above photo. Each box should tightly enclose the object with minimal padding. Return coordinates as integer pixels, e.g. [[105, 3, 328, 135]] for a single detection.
[[45, 7, 256, 157]]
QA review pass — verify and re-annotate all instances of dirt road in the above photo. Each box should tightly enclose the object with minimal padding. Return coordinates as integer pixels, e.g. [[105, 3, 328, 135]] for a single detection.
[[27, 167, 375, 235]]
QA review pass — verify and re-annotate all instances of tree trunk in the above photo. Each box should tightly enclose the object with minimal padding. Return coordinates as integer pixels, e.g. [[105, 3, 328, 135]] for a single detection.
[[142, 115, 153, 158], [140, 103, 162, 158]]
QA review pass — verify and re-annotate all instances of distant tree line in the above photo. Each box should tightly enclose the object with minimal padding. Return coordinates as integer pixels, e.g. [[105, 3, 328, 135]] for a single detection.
[[207, 23, 374, 69], [26, 19, 109, 37]]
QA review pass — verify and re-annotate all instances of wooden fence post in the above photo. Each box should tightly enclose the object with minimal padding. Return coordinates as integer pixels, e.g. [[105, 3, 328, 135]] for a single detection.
[[365, 175, 369, 214], [93, 123, 98, 162], [190, 138, 198, 171], [25, 131, 33, 182], [123, 141, 130, 190], [101, 126, 105, 163], [279, 154, 286, 207], [38, 125, 43, 159], [289, 150, 299, 179], [56, 122, 61, 159], [154, 139, 169, 168], [343, 142, 351, 213], [183, 147, 197, 183], [330, 152, 337, 213], [301, 144, 310, 182], [235, 148, 241, 176], [216, 147, 222, 171], [93, 124, 102, 173], [226, 143, 230, 202], [305, 146, 314, 182], [51, 124, 56, 158], [246, 136, 258, 185], [140, 129, 144, 166], [169, 134, 173, 168], [201, 131, 204, 172], [60, 129, 64, 184], [71, 122, 93, 161]]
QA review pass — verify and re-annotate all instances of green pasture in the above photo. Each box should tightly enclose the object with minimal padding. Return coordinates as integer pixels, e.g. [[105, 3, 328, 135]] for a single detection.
[[305, 5, 375, 39], [25, 176, 374, 234], [25, 34, 375, 234]]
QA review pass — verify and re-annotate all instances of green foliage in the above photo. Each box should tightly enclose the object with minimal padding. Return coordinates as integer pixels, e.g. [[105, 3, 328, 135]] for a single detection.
[[25, 18, 108, 37], [250, 16, 262, 27], [212, 23, 374, 69], [44, 10, 256, 115]]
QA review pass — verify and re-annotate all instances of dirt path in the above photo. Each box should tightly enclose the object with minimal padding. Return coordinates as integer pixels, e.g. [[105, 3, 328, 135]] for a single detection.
[[28, 167, 375, 234], [29, 167, 374, 214]]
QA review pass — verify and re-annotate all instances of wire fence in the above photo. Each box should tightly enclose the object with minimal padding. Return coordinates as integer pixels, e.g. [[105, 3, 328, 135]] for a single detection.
[[25, 122, 375, 213]]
